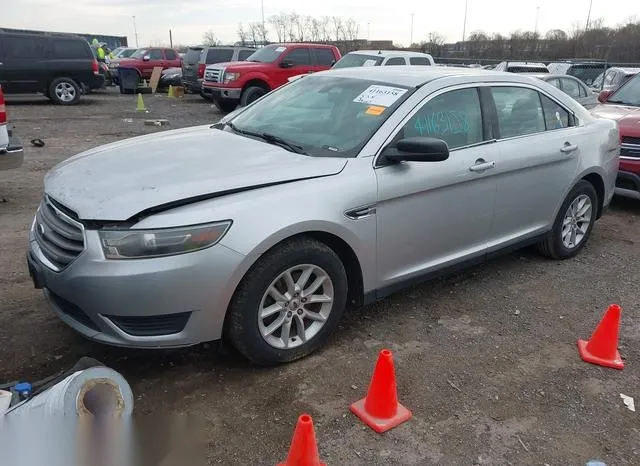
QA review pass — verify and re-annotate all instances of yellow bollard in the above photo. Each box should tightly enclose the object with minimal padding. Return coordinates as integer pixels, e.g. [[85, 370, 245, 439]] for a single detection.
[[167, 85, 175, 98], [136, 93, 147, 111]]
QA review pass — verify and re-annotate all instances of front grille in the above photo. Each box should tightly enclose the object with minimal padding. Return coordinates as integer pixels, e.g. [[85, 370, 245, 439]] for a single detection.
[[621, 136, 640, 145], [620, 145, 640, 159], [106, 312, 192, 337], [204, 68, 222, 83], [48, 290, 100, 332], [34, 196, 85, 270]]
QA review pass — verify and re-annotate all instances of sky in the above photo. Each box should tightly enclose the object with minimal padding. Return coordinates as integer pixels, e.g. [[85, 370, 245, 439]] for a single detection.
[[3, 0, 638, 47]]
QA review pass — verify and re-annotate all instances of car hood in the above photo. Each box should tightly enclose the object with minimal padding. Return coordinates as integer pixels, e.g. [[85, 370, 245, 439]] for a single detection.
[[205, 61, 266, 70], [45, 125, 347, 221], [591, 104, 640, 136]]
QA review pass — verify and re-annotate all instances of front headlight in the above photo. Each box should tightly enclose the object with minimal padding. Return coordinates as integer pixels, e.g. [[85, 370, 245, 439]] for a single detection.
[[223, 72, 241, 84], [98, 221, 231, 259]]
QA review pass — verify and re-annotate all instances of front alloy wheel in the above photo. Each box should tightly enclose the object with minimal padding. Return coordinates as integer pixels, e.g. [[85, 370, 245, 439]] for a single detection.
[[226, 237, 348, 365], [258, 264, 334, 350]]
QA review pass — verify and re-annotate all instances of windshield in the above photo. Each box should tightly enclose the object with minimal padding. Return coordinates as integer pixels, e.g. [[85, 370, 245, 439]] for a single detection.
[[130, 49, 149, 59], [245, 45, 285, 63], [333, 54, 384, 69], [119, 49, 136, 58], [227, 75, 413, 158], [608, 74, 640, 106]]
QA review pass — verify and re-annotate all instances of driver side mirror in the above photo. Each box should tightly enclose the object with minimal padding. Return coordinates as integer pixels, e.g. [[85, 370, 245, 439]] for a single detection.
[[142, 55, 151, 62], [598, 90, 613, 103], [381, 137, 450, 164], [280, 60, 294, 69]]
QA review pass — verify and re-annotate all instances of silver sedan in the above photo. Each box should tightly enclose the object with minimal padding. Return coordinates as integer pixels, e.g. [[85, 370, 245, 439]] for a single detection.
[[28, 67, 620, 364], [526, 73, 599, 109]]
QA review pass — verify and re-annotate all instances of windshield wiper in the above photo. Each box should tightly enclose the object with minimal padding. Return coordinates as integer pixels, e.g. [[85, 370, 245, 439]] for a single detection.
[[226, 123, 307, 154], [607, 99, 635, 105]]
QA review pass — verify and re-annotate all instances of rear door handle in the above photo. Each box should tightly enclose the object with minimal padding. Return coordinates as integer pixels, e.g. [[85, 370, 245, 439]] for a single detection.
[[561, 143, 578, 154], [469, 160, 496, 172]]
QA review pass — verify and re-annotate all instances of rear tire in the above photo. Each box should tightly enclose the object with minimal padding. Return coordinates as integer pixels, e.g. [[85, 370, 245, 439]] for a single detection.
[[48, 77, 81, 105], [226, 237, 348, 365], [240, 85, 268, 107], [537, 180, 598, 260]]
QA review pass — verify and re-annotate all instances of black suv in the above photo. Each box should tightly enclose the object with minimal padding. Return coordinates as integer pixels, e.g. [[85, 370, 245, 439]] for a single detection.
[[0, 30, 104, 105]]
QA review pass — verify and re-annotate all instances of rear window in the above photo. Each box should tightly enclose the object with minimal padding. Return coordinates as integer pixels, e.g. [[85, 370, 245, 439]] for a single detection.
[[206, 48, 234, 64], [332, 53, 384, 69], [508, 66, 548, 73], [409, 56, 430, 65], [1, 36, 48, 59], [238, 49, 255, 61], [184, 47, 203, 64], [51, 39, 91, 59], [165, 49, 177, 60]]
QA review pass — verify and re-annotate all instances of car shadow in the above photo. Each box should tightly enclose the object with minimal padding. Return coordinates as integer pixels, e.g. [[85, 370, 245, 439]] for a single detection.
[[609, 195, 640, 214], [5, 96, 102, 106]]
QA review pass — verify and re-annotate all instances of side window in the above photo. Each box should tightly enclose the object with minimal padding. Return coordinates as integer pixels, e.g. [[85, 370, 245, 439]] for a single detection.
[[165, 49, 177, 60], [148, 49, 164, 60], [385, 57, 406, 66], [561, 78, 581, 99], [2, 37, 48, 59], [491, 87, 545, 139], [284, 48, 311, 66], [313, 48, 336, 66], [51, 40, 90, 59], [546, 78, 562, 89], [238, 49, 255, 61], [578, 82, 587, 97], [409, 56, 430, 66], [401, 88, 484, 149], [206, 48, 234, 63], [604, 71, 617, 86], [540, 94, 571, 130]]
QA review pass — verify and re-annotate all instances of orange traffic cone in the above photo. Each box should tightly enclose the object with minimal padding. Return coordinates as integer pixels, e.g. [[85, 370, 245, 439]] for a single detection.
[[578, 304, 624, 370], [277, 414, 326, 466], [350, 349, 412, 433]]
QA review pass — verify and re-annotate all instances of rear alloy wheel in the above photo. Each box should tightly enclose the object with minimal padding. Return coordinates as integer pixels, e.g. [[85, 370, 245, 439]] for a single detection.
[[49, 77, 81, 105], [240, 86, 267, 107], [227, 237, 348, 365], [537, 180, 597, 259]]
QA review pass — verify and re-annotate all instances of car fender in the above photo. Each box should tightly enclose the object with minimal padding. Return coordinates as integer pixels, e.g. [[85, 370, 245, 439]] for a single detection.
[[237, 72, 273, 90]]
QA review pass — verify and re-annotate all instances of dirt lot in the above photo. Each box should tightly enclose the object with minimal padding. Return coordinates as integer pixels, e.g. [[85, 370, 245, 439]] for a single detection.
[[1, 88, 639, 465]]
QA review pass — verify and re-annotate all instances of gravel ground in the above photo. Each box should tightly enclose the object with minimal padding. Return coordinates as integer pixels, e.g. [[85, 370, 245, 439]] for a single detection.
[[1, 88, 639, 465]]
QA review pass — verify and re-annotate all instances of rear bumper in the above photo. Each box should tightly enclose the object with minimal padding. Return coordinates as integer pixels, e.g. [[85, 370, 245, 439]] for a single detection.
[[201, 83, 242, 101], [0, 127, 24, 171], [83, 74, 105, 91]]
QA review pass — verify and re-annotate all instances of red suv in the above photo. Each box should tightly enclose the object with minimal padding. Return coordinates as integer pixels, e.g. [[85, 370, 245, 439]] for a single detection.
[[591, 73, 640, 199], [202, 43, 341, 112], [112, 48, 182, 80]]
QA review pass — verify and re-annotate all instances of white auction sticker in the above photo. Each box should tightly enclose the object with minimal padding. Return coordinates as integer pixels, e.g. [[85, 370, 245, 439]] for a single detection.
[[275, 46, 286, 52], [362, 59, 378, 67], [353, 85, 408, 107]]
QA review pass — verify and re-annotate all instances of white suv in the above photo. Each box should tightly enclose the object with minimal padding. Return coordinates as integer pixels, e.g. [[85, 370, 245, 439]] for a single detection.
[[333, 50, 435, 68]]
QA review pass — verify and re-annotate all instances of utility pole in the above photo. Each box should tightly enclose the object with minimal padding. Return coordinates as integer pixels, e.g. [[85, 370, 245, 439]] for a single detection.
[[462, 0, 469, 42], [410, 13, 415, 47], [169, 29, 173, 48], [132, 16, 139, 47], [368, 22, 370, 42], [534, 6, 540, 35], [585, 0, 593, 32], [261, 0, 265, 38]]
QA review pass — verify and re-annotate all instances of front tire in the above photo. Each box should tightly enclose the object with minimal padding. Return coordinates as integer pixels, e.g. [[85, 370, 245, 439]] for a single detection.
[[240, 85, 267, 107], [48, 77, 81, 105], [226, 237, 348, 365], [537, 180, 598, 259]]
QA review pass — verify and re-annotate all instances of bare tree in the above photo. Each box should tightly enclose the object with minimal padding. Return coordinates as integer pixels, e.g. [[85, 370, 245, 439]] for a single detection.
[[269, 14, 286, 43], [248, 23, 260, 47], [202, 30, 219, 46], [320, 17, 331, 42], [331, 16, 344, 42], [286, 13, 299, 42], [296, 16, 312, 42], [258, 22, 269, 44], [237, 23, 248, 46], [344, 18, 359, 42], [309, 18, 322, 42], [423, 32, 445, 55]]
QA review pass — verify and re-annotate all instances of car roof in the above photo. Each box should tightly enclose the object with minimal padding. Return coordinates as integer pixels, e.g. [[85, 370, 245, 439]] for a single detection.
[[269, 43, 336, 48], [504, 62, 547, 67], [324, 65, 539, 87], [609, 67, 640, 75], [524, 73, 583, 81], [346, 50, 432, 58]]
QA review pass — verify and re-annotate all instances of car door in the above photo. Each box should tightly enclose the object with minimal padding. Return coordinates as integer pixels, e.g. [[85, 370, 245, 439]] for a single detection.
[[487, 85, 581, 250], [0, 35, 49, 93], [278, 47, 314, 81], [374, 86, 498, 290], [311, 47, 337, 71], [163, 49, 181, 68], [142, 49, 165, 78]]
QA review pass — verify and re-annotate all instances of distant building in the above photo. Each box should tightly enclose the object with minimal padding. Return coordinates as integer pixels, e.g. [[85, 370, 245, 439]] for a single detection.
[[0, 28, 128, 49]]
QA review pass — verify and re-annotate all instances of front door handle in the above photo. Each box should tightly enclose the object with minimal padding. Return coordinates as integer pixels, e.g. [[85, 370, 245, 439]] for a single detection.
[[561, 143, 578, 154], [469, 159, 496, 172]]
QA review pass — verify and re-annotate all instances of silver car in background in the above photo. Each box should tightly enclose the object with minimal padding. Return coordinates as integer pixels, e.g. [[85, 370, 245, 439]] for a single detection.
[[526, 74, 599, 109], [27, 67, 619, 365]]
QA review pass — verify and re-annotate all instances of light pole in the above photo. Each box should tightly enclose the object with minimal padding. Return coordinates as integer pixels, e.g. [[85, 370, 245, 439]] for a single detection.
[[367, 22, 370, 42], [410, 13, 415, 47], [261, 0, 265, 35], [462, 0, 468, 42], [132, 16, 139, 47], [534, 6, 540, 35], [585, 0, 593, 31]]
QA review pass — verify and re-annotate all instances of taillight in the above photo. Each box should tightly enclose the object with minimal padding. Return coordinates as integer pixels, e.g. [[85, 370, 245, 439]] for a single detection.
[[0, 87, 6, 125], [198, 64, 206, 79], [92, 60, 100, 75]]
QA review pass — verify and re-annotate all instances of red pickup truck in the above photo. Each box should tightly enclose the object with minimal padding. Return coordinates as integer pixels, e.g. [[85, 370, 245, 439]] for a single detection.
[[202, 43, 341, 112], [111, 48, 182, 81], [591, 73, 640, 200]]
